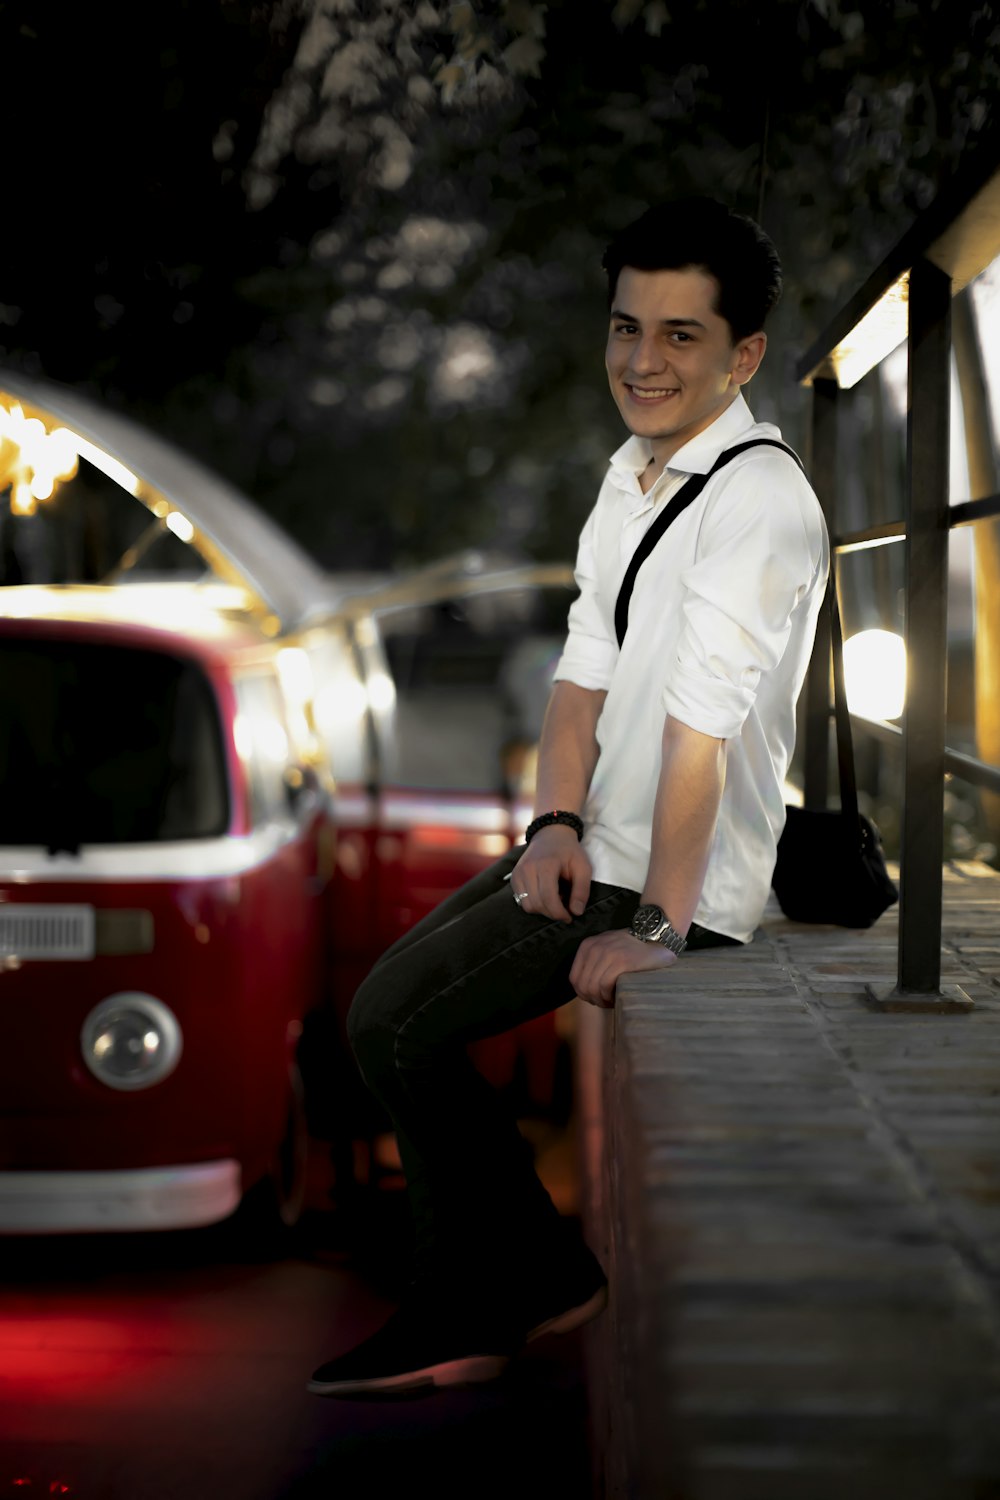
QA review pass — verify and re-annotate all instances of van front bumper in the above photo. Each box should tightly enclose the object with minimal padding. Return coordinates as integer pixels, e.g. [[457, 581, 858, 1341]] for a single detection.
[[0, 1161, 242, 1233]]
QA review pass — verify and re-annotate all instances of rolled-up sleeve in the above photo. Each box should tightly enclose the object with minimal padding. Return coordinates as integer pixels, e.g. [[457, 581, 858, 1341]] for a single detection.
[[552, 505, 619, 691], [663, 463, 825, 738]]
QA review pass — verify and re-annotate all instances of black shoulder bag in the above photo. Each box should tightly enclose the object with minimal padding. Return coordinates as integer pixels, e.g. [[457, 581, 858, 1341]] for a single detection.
[[614, 439, 899, 930]]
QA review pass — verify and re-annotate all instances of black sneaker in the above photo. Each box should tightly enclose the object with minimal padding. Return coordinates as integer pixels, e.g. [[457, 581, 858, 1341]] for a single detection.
[[523, 1246, 609, 1343], [307, 1293, 523, 1398]]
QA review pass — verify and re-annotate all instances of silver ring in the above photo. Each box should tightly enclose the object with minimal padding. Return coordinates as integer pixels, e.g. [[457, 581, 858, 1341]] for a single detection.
[[513, 889, 529, 907]]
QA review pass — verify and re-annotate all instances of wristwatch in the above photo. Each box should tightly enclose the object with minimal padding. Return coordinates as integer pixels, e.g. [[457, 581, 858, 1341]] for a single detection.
[[629, 903, 687, 955]]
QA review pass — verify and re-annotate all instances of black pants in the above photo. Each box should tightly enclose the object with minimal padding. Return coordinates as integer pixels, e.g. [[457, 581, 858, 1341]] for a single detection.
[[347, 847, 738, 1291]]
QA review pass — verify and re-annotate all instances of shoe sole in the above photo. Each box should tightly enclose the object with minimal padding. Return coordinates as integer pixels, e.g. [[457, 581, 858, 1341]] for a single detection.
[[526, 1283, 608, 1342], [306, 1353, 509, 1397]]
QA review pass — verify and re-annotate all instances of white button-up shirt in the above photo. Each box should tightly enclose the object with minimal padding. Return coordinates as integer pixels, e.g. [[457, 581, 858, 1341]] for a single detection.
[[552, 393, 829, 941]]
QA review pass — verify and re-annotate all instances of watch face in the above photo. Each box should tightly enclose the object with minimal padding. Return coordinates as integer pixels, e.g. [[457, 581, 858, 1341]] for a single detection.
[[632, 904, 665, 940]]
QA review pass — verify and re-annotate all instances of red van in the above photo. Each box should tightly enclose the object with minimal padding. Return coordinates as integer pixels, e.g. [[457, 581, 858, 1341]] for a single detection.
[[0, 370, 577, 1235], [0, 584, 334, 1233]]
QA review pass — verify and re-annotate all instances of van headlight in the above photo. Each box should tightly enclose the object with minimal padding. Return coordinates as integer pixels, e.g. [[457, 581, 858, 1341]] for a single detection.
[[81, 993, 182, 1091]]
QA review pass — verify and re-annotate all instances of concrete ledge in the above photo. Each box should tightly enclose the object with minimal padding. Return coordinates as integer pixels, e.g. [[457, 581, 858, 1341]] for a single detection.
[[576, 864, 1000, 1500]]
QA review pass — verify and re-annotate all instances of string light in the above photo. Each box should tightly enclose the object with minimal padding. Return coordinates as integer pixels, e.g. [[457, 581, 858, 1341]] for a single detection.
[[0, 401, 80, 514]]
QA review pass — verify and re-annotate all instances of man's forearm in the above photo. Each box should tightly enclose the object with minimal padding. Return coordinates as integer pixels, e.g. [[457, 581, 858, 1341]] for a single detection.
[[532, 680, 606, 817], [641, 715, 727, 935]]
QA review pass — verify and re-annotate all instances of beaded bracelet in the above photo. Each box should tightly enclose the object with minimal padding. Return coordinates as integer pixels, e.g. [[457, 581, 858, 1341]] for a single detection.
[[524, 810, 584, 844]]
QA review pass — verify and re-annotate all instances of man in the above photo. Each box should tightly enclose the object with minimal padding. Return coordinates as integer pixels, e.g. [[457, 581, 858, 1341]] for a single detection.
[[308, 196, 829, 1397]]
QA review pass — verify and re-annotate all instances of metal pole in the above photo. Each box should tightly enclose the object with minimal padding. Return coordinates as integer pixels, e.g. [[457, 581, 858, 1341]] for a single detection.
[[802, 378, 837, 809], [868, 257, 971, 1012]]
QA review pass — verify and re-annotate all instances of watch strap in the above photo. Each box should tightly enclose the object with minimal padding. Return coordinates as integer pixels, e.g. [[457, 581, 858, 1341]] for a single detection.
[[630, 904, 687, 955]]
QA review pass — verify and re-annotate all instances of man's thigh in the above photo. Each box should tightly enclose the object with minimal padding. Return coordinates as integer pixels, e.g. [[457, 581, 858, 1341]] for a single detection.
[[369, 848, 524, 974], [349, 877, 639, 1052]]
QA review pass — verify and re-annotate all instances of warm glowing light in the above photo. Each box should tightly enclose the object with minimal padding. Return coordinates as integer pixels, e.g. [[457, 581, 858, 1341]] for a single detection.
[[277, 647, 317, 755], [316, 679, 368, 726], [0, 402, 78, 513], [0, 402, 132, 518], [71, 434, 140, 494], [234, 712, 288, 766], [807, 273, 910, 390], [367, 669, 396, 713], [233, 714, 254, 762], [25, 580, 255, 636], [11, 481, 35, 516], [843, 629, 907, 720], [48, 427, 80, 478], [259, 718, 289, 764], [165, 510, 195, 543], [277, 647, 313, 706]]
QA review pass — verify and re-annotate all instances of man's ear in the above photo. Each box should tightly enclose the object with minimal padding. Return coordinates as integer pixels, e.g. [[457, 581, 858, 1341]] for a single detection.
[[732, 331, 766, 386]]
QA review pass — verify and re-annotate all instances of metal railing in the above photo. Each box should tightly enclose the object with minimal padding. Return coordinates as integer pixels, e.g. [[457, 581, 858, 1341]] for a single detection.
[[795, 132, 1000, 1009]]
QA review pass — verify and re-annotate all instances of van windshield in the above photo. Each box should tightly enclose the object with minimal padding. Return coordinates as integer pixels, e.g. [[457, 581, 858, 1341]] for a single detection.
[[0, 639, 229, 848]]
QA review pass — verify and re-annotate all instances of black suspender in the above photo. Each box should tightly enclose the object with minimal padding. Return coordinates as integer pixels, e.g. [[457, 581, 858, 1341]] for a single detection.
[[613, 438, 805, 649]]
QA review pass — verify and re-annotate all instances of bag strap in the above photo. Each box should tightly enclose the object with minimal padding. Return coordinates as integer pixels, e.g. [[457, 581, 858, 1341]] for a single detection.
[[827, 560, 860, 825], [613, 438, 804, 649], [612, 436, 858, 824]]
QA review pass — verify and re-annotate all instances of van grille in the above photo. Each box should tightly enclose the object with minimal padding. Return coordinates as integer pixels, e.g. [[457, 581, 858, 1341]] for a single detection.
[[0, 905, 96, 961]]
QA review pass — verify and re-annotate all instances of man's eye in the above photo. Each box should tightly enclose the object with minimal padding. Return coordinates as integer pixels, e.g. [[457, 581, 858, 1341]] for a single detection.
[[671, 331, 692, 343], [614, 323, 638, 335]]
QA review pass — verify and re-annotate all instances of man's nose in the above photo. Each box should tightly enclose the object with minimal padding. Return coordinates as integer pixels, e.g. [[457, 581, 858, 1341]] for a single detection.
[[627, 333, 666, 375]]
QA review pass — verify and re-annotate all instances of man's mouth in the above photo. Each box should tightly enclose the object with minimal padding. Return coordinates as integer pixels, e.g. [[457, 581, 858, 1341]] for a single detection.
[[626, 385, 678, 402]]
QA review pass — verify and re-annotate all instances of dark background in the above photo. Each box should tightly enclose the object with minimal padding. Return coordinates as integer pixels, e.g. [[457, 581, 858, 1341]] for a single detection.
[[1, 0, 996, 571]]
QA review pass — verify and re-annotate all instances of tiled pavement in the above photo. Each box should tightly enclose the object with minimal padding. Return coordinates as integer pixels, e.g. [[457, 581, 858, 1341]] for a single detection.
[[579, 859, 1000, 1500]]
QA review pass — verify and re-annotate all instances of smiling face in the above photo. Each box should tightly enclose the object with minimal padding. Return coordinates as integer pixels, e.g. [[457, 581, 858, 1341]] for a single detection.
[[605, 265, 766, 474]]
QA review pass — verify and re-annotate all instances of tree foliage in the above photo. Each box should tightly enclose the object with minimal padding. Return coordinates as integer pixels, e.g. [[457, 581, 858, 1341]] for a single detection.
[[2, 0, 997, 568]]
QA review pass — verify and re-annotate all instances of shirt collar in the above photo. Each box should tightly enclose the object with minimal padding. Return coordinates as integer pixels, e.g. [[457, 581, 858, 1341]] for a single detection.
[[607, 392, 757, 498], [667, 392, 756, 475]]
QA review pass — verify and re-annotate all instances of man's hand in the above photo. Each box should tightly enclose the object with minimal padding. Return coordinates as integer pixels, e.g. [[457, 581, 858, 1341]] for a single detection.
[[570, 928, 678, 1008], [510, 825, 592, 923]]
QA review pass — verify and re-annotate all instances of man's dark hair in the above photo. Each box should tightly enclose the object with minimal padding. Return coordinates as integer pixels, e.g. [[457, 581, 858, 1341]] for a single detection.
[[602, 197, 782, 342]]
